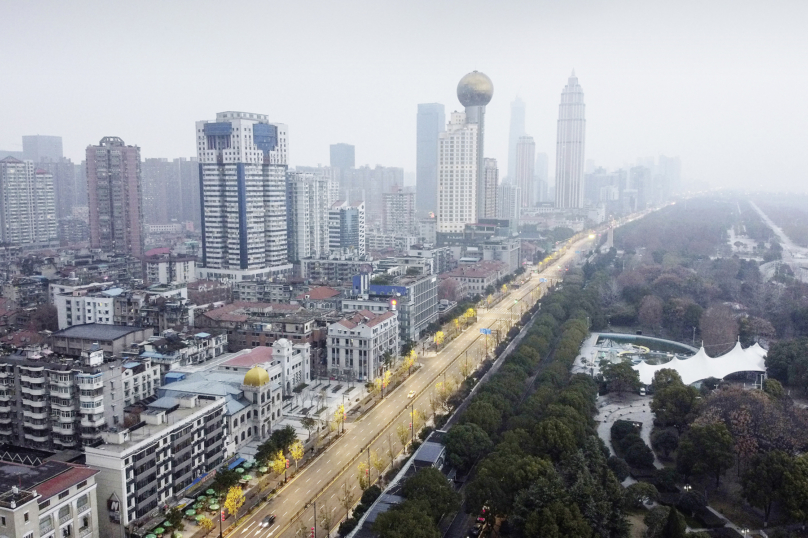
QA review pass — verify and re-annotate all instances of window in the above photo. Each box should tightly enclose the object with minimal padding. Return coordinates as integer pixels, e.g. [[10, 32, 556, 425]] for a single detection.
[[24, 512, 29, 522]]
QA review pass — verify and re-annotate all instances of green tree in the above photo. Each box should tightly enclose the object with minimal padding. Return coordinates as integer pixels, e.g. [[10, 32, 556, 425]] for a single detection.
[[659, 507, 686, 538], [763, 378, 786, 399], [301, 416, 317, 439], [467, 452, 552, 518], [643, 506, 670, 538], [651, 382, 700, 432], [373, 500, 439, 538], [524, 502, 592, 538], [402, 467, 460, 522], [784, 454, 808, 526], [212, 469, 240, 494], [650, 368, 684, 392], [165, 507, 185, 531], [677, 422, 735, 487], [533, 418, 576, 461], [461, 400, 502, 437], [651, 428, 679, 459], [601, 360, 641, 393], [445, 423, 493, 471], [741, 450, 794, 527], [623, 482, 659, 509]]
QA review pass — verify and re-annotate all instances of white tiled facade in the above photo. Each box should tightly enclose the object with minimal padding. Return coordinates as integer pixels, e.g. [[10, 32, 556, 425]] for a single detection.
[[196, 111, 289, 273], [437, 112, 478, 233], [0, 158, 57, 245], [286, 171, 335, 262]]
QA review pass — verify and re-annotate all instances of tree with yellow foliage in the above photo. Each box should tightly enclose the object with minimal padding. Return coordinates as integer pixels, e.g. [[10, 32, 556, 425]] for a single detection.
[[289, 439, 304, 472], [199, 516, 215, 537], [270, 450, 286, 476], [224, 485, 245, 523], [435, 331, 445, 349]]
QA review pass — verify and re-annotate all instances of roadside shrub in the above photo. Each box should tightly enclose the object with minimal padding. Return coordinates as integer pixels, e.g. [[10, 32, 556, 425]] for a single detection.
[[624, 441, 655, 468], [607, 456, 630, 481]]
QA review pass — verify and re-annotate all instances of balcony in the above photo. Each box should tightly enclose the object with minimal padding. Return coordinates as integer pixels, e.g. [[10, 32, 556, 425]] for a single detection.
[[80, 527, 92, 538], [76, 376, 103, 389], [24, 431, 48, 443], [77, 502, 90, 516], [80, 415, 105, 428], [54, 436, 77, 447], [59, 511, 72, 524], [54, 422, 74, 432], [52, 399, 76, 410], [21, 385, 47, 397], [39, 521, 54, 536], [22, 397, 47, 407], [23, 409, 48, 420], [0, 391, 12, 402], [20, 373, 45, 384]]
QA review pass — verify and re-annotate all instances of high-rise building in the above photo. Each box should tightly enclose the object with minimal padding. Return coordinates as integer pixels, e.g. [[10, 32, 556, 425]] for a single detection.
[[457, 71, 494, 220], [507, 97, 526, 181], [33, 158, 77, 219], [22, 135, 63, 162], [329, 200, 366, 255], [497, 181, 520, 227], [0, 157, 57, 245], [175, 157, 201, 227], [555, 71, 586, 209], [382, 190, 416, 235], [416, 103, 445, 214], [437, 111, 478, 233], [141, 157, 172, 224], [482, 158, 498, 219], [658, 155, 682, 193], [286, 171, 335, 262], [535, 152, 549, 202], [196, 111, 289, 280], [330, 143, 355, 169], [515, 136, 535, 209], [86, 137, 144, 258]]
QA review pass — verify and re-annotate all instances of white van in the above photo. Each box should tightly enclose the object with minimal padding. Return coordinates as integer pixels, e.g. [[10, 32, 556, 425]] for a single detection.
[[639, 387, 647, 396]]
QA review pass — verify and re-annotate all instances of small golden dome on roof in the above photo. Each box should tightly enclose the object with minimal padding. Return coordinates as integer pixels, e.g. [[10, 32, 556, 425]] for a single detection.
[[243, 366, 269, 387]]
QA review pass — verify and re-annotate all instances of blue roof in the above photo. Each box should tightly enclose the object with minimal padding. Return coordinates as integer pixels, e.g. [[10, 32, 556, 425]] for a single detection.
[[165, 372, 187, 381], [122, 361, 141, 369], [228, 457, 246, 470], [195, 332, 211, 338]]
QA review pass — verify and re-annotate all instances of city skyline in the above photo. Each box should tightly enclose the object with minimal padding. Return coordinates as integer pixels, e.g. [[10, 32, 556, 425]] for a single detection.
[[2, 1, 804, 192]]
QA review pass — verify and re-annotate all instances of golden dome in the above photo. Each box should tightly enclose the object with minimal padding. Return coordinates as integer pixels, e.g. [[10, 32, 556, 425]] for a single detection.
[[243, 366, 270, 387]]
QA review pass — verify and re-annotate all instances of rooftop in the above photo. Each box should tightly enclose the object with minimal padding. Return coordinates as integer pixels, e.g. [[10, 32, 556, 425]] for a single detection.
[[52, 323, 145, 341], [296, 286, 340, 301], [222, 347, 273, 368], [0, 460, 97, 502]]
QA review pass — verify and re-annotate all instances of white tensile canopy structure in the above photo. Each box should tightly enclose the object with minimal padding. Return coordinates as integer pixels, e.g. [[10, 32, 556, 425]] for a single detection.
[[633, 341, 767, 386]]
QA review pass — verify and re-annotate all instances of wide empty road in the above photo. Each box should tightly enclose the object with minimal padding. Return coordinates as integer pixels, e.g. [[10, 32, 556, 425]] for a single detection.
[[233, 233, 598, 538]]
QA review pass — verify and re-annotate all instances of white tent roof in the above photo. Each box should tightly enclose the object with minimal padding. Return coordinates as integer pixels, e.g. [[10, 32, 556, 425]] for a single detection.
[[633, 340, 767, 386]]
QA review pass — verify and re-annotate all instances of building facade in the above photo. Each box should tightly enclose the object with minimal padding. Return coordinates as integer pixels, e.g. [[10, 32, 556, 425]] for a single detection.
[[482, 158, 498, 219], [327, 310, 398, 382], [196, 111, 289, 279], [329, 200, 366, 255], [0, 157, 57, 245], [415, 103, 445, 215], [515, 136, 535, 209], [555, 72, 586, 209], [382, 190, 416, 235], [437, 112, 478, 234], [0, 346, 160, 449], [286, 171, 334, 262], [87, 137, 144, 258], [86, 396, 226, 538]]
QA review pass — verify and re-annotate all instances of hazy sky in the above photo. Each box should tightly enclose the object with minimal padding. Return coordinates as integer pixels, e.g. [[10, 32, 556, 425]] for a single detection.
[[2, 0, 806, 190]]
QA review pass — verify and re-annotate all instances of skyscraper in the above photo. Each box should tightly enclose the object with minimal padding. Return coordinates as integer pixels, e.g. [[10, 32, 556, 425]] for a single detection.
[[86, 137, 144, 257], [515, 136, 535, 209], [286, 171, 334, 261], [437, 111, 478, 233], [535, 152, 549, 202], [507, 97, 526, 181], [416, 103, 445, 215], [0, 157, 57, 245], [22, 135, 63, 162], [457, 71, 494, 220], [554, 71, 586, 209], [330, 143, 355, 169], [482, 158, 498, 219], [329, 200, 366, 255], [382, 190, 417, 235], [196, 111, 289, 279], [142, 158, 172, 224]]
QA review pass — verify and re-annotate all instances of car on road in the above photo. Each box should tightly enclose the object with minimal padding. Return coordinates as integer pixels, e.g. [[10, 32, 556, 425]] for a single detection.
[[407, 390, 416, 398], [260, 515, 276, 527]]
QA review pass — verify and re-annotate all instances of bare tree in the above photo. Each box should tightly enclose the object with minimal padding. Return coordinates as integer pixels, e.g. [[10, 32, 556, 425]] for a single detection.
[[339, 482, 356, 518], [700, 305, 739, 355]]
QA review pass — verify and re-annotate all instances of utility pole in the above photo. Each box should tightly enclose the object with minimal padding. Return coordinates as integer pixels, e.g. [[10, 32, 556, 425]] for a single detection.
[[314, 501, 317, 538], [410, 402, 414, 444]]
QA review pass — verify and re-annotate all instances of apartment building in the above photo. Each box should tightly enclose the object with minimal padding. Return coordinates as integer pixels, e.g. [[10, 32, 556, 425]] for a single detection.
[[0, 454, 99, 538], [0, 345, 160, 449], [86, 395, 226, 538], [327, 310, 398, 382]]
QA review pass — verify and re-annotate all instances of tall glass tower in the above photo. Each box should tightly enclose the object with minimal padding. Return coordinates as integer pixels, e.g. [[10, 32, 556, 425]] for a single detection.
[[555, 71, 586, 209], [416, 103, 444, 215]]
